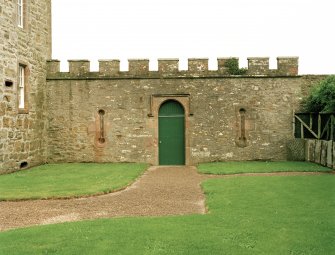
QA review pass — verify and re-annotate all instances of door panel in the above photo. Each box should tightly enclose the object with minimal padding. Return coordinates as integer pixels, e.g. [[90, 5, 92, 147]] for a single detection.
[[159, 101, 185, 165]]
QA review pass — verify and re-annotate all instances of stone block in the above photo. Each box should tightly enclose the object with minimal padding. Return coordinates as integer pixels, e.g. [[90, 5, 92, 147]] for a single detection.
[[47, 60, 60, 74], [14, 141, 23, 153], [217, 57, 238, 74], [0, 102, 6, 115], [0, 130, 7, 139], [99, 60, 120, 75], [68, 60, 90, 75], [247, 57, 269, 75], [3, 117, 13, 128], [128, 59, 149, 75], [158, 59, 179, 73], [277, 57, 299, 76], [188, 58, 208, 72]]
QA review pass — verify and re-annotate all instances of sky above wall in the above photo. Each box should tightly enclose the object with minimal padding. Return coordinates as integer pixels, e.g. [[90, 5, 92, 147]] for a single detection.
[[52, 0, 335, 74]]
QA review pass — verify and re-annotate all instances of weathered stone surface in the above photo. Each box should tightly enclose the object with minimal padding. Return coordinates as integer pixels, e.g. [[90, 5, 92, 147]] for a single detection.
[[99, 60, 120, 75], [287, 139, 305, 161], [247, 58, 269, 75], [277, 57, 299, 76], [45, 69, 323, 166], [0, 0, 51, 173], [217, 57, 237, 74], [158, 59, 179, 73], [128, 59, 149, 75], [188, 59, 208, 72], [68, 60, 90, 75]]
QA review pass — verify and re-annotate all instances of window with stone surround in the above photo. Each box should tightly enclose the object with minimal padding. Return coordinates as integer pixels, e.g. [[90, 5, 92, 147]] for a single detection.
[[18, 64, 28, 113], [17, 0, 24, 28]]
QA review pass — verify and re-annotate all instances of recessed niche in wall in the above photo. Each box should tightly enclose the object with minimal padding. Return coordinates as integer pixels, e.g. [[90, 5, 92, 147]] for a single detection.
[[98, 109, 105, 116], [98, 109, 106, 144], [5, 80, 13, 87], [236, 108, 247, 148]]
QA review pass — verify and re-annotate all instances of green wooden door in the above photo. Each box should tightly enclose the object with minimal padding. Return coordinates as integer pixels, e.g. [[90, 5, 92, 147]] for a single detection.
[[159, 100, 185, 165]]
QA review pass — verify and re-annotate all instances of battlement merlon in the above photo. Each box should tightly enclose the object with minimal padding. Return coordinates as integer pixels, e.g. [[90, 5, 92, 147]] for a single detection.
[[247, 57, 299, 76], [128, 59, 150, 75], [247, 57, 270, 75], [158, 59, 179, 73], [46, 57, 299, 78], [99, 60, 120, 75], [277, 57, 299, 76], [47, 60, 60, 75], [188, 58, 209, 72], [68, 60, 90, 75], [217, 57, 244, 74]]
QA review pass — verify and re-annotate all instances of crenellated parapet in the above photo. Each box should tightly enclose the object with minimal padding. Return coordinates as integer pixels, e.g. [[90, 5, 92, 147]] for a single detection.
[[68, 60, 90, 75], [128, 59, 149, 75], [277, 57, 299, 76], [99, 60, 120, 75], [158, 59, 179, 73], [47, 57, 299, 79], [217, 57, 238, 73], [247, 57, 269, 75], [188, 58, 209, 72]]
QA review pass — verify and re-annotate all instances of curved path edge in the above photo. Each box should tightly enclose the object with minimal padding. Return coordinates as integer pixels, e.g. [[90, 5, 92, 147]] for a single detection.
[[0, 167, 333, 232], [0, 166, 206, 232]]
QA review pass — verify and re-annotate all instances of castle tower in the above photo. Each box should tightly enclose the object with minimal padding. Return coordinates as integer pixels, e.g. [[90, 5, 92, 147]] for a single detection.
[[0, 0, 52, 173]]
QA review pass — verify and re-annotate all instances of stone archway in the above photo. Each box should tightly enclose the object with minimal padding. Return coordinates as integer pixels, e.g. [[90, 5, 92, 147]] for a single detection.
[[149, 94, 191, 166]]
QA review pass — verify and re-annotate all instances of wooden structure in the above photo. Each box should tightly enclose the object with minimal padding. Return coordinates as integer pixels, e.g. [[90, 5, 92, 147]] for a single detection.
[[294, 113, 335, 141]]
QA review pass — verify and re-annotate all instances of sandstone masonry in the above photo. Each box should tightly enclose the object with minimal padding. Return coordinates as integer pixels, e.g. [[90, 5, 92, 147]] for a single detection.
[[0, 0, 51, 173], [0, 1, 331, 173], [45, 58, 326, 166]]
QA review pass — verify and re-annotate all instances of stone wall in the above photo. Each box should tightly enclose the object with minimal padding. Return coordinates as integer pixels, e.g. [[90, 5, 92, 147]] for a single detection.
[[0, 0, 51, 173], [299, 75, 329, 98], [46, 58, 326, 165]]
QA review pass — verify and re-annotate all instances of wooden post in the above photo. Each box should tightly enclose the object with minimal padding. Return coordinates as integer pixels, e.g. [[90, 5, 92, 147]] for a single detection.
[[293, 113, 296, 137], [327, 117, 330, 140], [331, 115, 334, 141], [318, 114, 321, 139]]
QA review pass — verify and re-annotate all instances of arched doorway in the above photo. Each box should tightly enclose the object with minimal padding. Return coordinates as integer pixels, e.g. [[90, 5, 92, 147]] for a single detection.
[[158, 100, 185, 165]]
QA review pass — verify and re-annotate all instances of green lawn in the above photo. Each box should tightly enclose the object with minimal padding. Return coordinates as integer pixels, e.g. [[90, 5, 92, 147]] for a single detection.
[[0, 163, 148, 201], [0, 175, 334, 254], [197, 161, 332, 175]]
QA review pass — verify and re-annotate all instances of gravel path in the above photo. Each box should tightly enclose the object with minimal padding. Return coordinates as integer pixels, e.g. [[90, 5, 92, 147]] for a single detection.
[[0, 166, 207, 232], [0, 167, 331, 232]]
